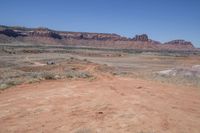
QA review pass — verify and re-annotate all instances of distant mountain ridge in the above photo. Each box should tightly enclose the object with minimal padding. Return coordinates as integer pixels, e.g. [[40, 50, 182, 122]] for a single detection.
[[0, 25, 196, 51]]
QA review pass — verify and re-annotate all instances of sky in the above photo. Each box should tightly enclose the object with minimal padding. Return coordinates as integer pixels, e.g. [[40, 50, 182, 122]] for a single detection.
[[0, 0, 200, 47]]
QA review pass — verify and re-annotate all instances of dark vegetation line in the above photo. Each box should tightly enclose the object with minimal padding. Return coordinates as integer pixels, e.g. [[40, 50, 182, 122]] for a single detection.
[[0, 44, 200, 55]]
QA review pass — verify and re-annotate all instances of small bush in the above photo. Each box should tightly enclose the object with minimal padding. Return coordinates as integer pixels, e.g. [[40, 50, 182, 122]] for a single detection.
[[77, 72, 92, 78], [83, 58, 87, 62], [70, 57, 74, 60], [30, 72, 41, 79], [41, 72, 56, 80], [0, 84, 9, 90], [27, 78, 40, 84]]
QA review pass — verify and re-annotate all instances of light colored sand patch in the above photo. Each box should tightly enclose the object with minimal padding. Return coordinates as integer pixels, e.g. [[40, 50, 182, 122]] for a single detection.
[[157, 69, 176, 76], [192, 65, 200, 70], [32, 62, 46, 66]]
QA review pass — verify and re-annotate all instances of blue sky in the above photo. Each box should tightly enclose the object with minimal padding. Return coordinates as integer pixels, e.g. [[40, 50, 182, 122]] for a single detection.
[[0, 0, 199, 47]]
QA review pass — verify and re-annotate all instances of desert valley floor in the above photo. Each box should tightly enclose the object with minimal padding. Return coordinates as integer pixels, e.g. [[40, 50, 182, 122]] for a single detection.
[[0, 45, 200, 133]]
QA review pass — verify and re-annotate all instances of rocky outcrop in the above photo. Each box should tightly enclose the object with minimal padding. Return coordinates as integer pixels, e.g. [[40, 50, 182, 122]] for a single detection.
[[164, 40, 194, 49], [133, 34, 149, 41], [164, 40, 193, 46], [60, 32, 125, 41], [27, 28, 125, 41], [0, 29, 25, 37], [29, 28, 62, 39]]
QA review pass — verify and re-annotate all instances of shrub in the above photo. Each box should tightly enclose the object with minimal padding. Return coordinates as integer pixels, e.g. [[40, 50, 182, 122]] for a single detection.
[[64, 71, 92, 79], [0, 79, 22, 90], [41, 72, 56, 80]]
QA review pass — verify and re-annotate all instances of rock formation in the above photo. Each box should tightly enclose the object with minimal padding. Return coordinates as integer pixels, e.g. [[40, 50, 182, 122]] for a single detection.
[[0, 25, 196, 51], [133, 34, 149, 41], [164, 40, 193, 46], [164, 40, 194, 49], [29, 28, 62, 39], [0, 29, 24, 37]]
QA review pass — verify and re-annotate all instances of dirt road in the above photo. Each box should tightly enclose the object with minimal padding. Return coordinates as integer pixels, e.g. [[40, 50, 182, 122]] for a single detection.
[[0, 72, 200, 133]]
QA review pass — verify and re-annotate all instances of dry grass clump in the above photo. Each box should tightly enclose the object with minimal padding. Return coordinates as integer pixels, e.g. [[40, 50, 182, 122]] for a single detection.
[[29, 70, 92, 80], [33, 71, 57, 80], [0, 78, 22, 90], [64, 70, 92, 79]]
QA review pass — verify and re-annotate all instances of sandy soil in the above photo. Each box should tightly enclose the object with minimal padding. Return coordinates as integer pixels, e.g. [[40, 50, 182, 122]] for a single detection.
[[0, 65, 200, 133]]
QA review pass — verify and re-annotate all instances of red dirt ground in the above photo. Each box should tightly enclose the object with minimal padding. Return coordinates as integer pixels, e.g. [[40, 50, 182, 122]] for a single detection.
[[0, 68, 200, 133]]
